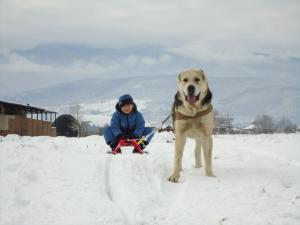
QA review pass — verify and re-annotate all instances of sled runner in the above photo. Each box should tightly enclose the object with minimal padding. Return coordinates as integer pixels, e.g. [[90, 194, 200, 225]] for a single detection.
[[107, 138, 147, 155]]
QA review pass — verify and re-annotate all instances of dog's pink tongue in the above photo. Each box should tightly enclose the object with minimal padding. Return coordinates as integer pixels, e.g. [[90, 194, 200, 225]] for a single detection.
[[187, 95, 196, 104]]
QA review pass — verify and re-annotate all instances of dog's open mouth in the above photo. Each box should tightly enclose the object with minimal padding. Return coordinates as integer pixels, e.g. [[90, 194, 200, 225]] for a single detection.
[[185, 94, 200, 105]]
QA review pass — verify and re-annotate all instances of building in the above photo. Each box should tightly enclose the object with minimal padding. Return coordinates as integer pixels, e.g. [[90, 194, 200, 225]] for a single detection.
[[242, 124, 257, 134], [0, 100, 57, 136]]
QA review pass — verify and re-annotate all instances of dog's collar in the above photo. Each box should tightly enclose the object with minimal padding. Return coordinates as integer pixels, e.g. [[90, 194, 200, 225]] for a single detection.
[[174, 104, 213, 120]]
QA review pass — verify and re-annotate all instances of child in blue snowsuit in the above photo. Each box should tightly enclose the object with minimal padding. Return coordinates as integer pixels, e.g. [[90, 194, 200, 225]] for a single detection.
[[103, 94, 154, 152]]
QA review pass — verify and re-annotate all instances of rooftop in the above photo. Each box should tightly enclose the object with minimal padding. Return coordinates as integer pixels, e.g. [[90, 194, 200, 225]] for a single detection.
[[0, 100, 57, 114]]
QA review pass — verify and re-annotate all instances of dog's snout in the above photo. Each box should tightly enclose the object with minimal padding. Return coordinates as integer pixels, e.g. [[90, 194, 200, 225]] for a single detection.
[[187, 85, 195, 95]]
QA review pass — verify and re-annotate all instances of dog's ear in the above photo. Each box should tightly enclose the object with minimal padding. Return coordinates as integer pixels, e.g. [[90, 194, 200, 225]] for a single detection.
[[201, 88, 212, 106], [178, 72, 182, 81], [174, 91, 183, 107], [198, 69, 205, 80]]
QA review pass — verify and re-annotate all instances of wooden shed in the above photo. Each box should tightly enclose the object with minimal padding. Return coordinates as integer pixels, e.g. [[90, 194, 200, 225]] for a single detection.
[[0, 100, 57, 136]]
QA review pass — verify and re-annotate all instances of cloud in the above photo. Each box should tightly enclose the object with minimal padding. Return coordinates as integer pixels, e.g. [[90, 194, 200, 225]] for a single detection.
[[0, 49, 177, 95], [0, 51, 169, 78], [0, 52, 53, 73], [168, 42, 294, 64], [1, 0, 299, 58]]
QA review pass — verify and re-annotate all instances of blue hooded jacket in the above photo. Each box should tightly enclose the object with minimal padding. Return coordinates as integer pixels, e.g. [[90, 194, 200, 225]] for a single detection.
[[110, 94, 145, 138]]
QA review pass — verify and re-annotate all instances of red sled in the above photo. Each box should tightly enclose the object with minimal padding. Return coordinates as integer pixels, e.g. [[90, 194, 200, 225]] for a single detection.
[[110, 138, 145, 154]]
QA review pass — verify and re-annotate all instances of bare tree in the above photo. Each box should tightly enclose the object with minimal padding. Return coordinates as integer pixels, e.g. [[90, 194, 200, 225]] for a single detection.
[[214, 110, 234, 134], [69, 104, 81, 137], [276, 117, 297, 133], [253, 114, 275, 134]]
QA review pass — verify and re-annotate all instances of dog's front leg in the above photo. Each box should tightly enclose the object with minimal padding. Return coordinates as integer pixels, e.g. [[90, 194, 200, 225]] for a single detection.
[[168, 135, 186, 182], [203, 135, 214, 177]]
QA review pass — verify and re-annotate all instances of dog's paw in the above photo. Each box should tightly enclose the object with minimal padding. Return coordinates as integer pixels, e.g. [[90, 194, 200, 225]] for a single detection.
[[206, 172, 216, 177], [205, 168, 215, 177], [168, 174, 180, 183]]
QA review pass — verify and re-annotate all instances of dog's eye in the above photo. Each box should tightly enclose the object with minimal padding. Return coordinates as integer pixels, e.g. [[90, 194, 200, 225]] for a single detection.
[[194, 78, 200, 83], [183, 78, 188, 82]]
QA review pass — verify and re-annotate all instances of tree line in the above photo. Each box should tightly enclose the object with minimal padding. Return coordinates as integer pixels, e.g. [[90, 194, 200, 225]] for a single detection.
[[214, 110, 298, 134], [69, 104, 298, 136]]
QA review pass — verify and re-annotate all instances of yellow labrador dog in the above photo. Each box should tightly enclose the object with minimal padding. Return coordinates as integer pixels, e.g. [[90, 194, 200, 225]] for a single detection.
[[168, 69, 214, 182]]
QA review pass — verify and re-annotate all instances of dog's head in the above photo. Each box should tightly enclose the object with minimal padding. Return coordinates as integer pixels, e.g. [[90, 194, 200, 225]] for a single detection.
[[177, 69, 212, 107]]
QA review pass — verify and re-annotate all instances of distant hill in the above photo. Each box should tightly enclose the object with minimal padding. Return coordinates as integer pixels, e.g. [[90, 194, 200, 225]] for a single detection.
[[4, 74, 300, 126], [1, 43, 299, 125]]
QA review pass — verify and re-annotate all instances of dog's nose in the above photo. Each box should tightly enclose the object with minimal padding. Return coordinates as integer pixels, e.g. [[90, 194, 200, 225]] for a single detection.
[[187, 85, 195, 95]]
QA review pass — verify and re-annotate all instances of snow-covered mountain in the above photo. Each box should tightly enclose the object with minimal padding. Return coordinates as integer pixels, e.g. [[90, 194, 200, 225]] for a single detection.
[[4, 73, 300, 126], [1, 43, 300, 125]]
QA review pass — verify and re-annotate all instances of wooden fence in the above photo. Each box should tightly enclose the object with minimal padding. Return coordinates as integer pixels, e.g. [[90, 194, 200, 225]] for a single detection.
[[0, 115, 56, 136]]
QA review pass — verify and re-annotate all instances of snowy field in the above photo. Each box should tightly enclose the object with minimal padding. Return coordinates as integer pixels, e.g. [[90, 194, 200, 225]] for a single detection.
[[0, 133, 299, 225]]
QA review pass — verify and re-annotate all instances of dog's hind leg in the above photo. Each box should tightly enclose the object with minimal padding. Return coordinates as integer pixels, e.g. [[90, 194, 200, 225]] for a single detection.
[[202, 135, 214, 177], [194, 139, 202, 168]]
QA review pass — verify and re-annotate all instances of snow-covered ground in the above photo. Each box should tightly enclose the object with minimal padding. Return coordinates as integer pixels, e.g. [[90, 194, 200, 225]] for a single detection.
[[0, 133, 299, 225]]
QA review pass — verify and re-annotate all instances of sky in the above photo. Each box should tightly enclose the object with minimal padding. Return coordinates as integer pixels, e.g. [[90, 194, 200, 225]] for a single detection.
[[0, 0, 300, 94], [1, 0, 299, 57]]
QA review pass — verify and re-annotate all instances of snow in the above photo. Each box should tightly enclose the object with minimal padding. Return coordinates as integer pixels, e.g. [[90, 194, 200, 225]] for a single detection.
[[0, 133, 300, 225], [243, 124, 256, 130]]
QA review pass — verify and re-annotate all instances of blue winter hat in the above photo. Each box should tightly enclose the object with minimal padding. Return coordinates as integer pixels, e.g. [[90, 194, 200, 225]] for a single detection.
[[118, 94, 134, 108]]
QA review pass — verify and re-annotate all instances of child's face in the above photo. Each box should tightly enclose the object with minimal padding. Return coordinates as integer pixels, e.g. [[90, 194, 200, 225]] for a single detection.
[[121, 104, 134, 114]]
